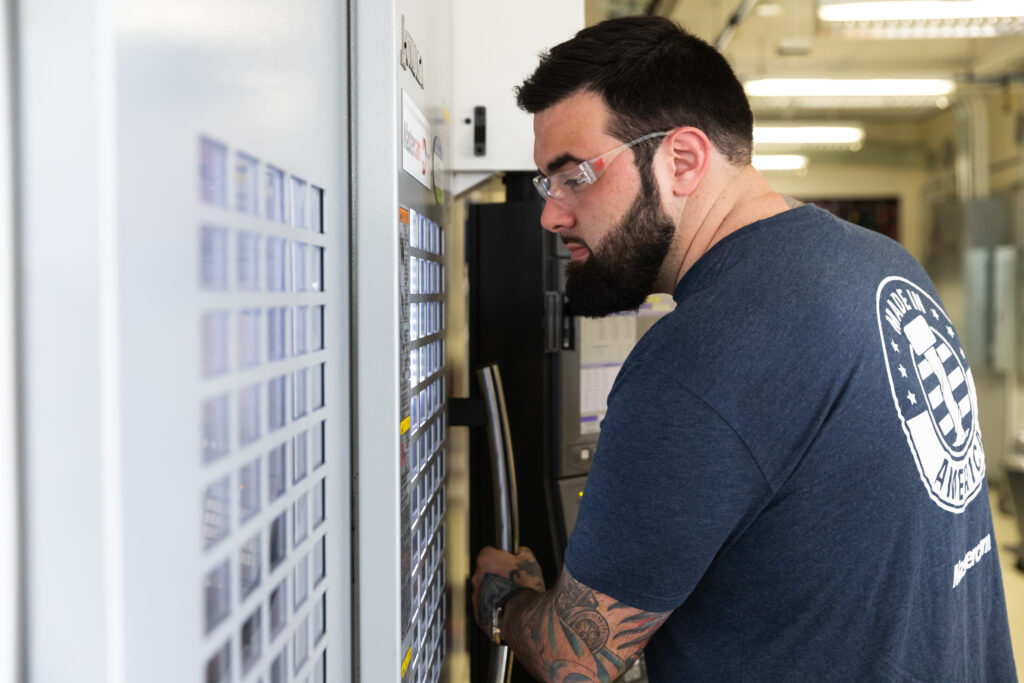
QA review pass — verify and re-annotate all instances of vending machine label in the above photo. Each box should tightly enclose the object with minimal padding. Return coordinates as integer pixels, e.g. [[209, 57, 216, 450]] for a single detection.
[[402, 90, 432, 189]]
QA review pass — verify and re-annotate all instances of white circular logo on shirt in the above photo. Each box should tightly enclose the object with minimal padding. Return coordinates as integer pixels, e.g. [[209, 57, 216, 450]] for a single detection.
[[876, 276, 985, 514]]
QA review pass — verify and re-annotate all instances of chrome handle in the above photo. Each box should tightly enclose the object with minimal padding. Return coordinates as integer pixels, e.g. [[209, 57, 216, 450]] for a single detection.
[[488, 644, 513, 683], [477, 365, 519, 683], [477, 365, 519, 553]]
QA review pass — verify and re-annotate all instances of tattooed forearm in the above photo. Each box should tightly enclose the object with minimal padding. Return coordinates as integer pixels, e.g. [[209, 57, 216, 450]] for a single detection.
[[500, 569, 670, 683], [555, 578, 609, 653]]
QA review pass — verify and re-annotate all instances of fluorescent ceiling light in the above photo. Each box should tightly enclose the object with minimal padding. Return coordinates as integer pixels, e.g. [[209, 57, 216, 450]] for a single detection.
[[752, 154, 809, 172], [753, 124, 864, 146], [819, 0, 1024, 22], [817, 0, 1024, 37], [745, 78, 955, 98]]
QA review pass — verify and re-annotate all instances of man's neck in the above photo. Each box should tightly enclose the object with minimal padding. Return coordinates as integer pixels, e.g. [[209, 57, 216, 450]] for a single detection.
[[664, 165, 795, 289]]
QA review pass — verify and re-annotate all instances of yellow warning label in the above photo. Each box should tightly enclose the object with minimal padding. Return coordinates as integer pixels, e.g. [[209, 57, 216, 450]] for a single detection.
[[402, 646, 412, 677], [400, 416, 411, 435]]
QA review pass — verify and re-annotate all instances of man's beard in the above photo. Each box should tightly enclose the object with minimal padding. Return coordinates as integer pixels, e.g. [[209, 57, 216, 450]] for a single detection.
[[564, 185, 675, 318]]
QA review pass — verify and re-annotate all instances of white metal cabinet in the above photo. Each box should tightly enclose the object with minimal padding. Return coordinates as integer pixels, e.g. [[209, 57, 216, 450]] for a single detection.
[[449, 0, 584, 193], [17, 2, 351, 682]]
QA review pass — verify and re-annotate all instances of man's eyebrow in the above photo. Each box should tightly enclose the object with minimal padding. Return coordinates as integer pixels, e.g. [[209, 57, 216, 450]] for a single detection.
[[541, 152, 583, 175]]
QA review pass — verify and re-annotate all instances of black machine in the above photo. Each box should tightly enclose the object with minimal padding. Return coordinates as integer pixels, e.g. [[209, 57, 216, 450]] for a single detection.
[[467, 175, 584, 579], [463, 173, 656, 682]]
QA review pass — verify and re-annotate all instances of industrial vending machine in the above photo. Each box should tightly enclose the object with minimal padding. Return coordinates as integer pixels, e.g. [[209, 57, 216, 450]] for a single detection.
[[16, 2, 350, 683], [352, 3, 454, 682], [351, 2, 599, 680], [352, 3, 587, 681]]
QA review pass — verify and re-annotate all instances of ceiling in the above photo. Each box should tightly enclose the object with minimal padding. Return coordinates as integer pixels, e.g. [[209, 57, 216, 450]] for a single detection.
[[586, 0, 1024, 124]]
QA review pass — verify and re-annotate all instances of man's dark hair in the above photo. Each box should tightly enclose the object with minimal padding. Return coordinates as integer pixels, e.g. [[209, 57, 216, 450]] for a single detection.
[[516, 16, 753, 167]]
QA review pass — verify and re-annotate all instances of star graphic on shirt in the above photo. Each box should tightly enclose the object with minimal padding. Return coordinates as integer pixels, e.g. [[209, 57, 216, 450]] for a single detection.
[[898, 364, 908, 378], [907, 391, 917, 405], [946, 325, 955, 338], [931, 309, 939, 320], [891, 339, 900, 353]]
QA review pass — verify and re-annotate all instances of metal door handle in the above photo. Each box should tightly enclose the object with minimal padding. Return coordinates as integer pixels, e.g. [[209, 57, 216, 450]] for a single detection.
[[477, 365, 519, 552], [476, 365, 519, 683]]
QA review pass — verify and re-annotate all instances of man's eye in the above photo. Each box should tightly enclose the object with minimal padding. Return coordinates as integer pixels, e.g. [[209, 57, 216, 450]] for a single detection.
[[563, 177, 585, 190]]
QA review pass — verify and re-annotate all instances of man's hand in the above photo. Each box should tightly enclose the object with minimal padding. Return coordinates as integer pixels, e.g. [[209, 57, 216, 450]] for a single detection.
[[471, 546, 546, 633]]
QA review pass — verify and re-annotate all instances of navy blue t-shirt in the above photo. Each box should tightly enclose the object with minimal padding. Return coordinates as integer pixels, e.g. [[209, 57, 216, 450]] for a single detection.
[[564, 205, 1016, 680]]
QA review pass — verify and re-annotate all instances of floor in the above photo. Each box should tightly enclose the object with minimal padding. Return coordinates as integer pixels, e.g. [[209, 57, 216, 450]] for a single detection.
[[992, 490, 1023, 678]]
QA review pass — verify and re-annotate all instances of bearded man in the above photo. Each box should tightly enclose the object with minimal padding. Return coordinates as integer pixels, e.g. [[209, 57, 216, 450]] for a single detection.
[[471, 14, 1017, 683]]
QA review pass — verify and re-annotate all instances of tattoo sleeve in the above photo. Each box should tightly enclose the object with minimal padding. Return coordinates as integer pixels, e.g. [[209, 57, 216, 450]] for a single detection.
[[500, 568, 670, 683]]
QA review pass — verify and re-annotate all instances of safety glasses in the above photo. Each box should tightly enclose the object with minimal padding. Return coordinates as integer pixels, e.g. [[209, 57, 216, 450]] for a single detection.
[[532, 131, 669, 208]]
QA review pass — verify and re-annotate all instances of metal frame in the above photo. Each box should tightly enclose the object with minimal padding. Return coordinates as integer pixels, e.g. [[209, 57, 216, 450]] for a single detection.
[[1, 0, 21, 681], [17, 1, 116, 678], [351, 0, 403, 678]]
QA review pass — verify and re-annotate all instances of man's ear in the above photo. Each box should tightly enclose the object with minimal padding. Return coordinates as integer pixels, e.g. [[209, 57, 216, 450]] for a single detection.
[[663, 127, 711, 197]]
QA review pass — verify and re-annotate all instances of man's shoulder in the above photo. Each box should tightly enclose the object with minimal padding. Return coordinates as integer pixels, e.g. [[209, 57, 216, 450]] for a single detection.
[[609, 307, 726, 408]]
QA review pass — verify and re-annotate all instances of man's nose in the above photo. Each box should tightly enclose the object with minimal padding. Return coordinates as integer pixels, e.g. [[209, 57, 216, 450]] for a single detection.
[[539, 198, 575, 234]]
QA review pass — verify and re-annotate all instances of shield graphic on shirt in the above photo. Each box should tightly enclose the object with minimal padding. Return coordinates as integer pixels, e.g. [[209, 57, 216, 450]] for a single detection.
[[876, 276, 985, 514]]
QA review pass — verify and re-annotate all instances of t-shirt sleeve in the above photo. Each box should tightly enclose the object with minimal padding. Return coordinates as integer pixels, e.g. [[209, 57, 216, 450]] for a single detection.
[[564, 363, 772, 613]]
